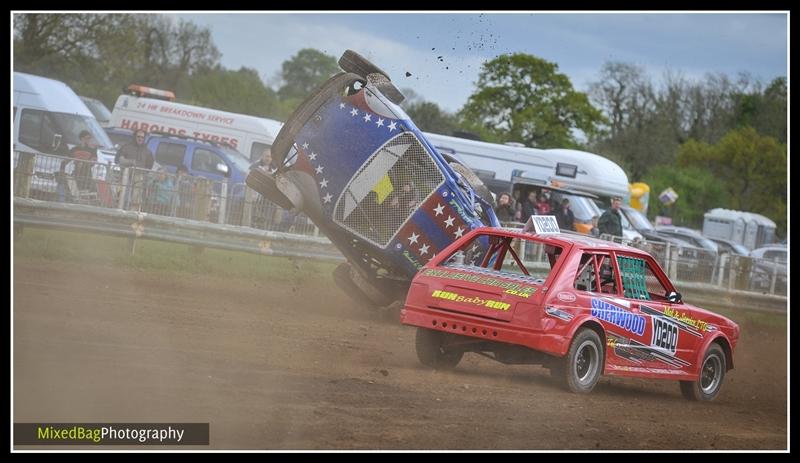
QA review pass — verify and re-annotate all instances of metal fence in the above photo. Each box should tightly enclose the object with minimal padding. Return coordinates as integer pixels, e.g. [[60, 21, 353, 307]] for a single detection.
[[13, 151, 319, 236], [499, 221, 787, 297], [13, 150, 786, 298]]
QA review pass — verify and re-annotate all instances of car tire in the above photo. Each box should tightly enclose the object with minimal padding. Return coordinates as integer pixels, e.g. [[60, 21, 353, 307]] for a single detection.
[[415, 328, 464, 370], [332, 262, 378, 310], [448, 161, 494, 209], [271, 72, 364, 166], [559, 328, 604, 393], [338, 50, 391, 81], [679, 343, 726, 401]]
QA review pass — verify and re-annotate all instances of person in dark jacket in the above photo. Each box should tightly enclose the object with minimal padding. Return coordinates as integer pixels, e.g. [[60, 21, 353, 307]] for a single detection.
[[597, 196, 624, 237], [115, 129, 154, 169], [554, 198, 576, 231], [494, 192, 516, 222], [520, 190, 539, 221]]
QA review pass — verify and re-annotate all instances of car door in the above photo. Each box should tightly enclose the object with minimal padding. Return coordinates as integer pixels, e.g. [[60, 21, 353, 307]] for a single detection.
[[618, 254, 702, 372]]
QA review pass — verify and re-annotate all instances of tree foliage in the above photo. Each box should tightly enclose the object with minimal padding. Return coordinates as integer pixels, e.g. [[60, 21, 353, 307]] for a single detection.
[[642, 165, 729, 229], [676, 127, 786, 235], [277, 48, 340, 102], [460, 53, 606, 149]]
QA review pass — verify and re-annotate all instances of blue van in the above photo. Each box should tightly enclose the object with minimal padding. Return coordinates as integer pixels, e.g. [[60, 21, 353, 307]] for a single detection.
[[106, 128, 251, 222], [247, 50, 499, 308]]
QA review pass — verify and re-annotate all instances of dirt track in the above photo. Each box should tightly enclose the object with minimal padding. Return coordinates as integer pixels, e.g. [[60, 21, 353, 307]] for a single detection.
[[14, 258, 787, 450]]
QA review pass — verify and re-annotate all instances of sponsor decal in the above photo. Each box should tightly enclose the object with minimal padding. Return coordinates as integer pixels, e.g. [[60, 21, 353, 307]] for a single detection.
[[557, 292, 577, 303], [639, 304, 704, 338], [663, 307, 711, 333], [423, 268, 537, 298], [431, 290, 510, 311], [591, 298, 646, 336], [403, 250, 423, 270], [651, 317, 679, 355], [545, 306, 574, 321], [607, 333, 690, 369], [447, 198, 473, 223]]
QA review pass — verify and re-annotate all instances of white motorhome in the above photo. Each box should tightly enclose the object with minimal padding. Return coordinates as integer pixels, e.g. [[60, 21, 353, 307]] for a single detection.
[[421, 132, 638, 237], [13, 72, 116, 164], [109, 85, 283, 162]]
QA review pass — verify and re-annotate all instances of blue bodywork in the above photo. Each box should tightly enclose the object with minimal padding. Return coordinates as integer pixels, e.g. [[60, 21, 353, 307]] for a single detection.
[[251, 68, 498, 304]]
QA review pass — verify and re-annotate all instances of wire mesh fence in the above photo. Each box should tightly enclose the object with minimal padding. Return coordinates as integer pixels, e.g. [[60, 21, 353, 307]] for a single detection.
[[13, 151, 320, 236]]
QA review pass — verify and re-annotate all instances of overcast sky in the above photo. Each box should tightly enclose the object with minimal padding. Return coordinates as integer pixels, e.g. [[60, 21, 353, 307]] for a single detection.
[[176, 12, 788, 113]]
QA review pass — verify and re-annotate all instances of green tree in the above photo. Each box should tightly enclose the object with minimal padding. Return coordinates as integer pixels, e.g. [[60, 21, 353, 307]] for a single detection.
[[676, 127, 786, 235], [187, 66, 281, 120], [277, 48, 340, 102], [642, 165, 729, 228], [403, 101, 459, 135], [459, 53, 606, 149]]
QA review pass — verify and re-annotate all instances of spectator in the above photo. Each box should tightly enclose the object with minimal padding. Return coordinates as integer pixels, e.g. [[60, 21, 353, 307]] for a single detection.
[[57, 130, 97, 201], [519, 191, 539, 221], [251, 147, 277, 173], [554, 198, 575, 231], [115, 129, 154, 169], [148, 168, 174, 215], [597, 196, 624, 237], [174, 165, 193, 218], [494, 192, 516, 222], [590, 215, 601, 237], [535, 193, 551, 215]]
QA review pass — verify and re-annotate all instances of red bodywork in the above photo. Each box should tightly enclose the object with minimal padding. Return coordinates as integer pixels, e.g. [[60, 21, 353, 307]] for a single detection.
[[400, 227, 740, 381]]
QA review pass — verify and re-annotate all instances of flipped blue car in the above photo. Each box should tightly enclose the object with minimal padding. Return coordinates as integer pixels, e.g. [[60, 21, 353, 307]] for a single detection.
[[247, 50, 498, 307]]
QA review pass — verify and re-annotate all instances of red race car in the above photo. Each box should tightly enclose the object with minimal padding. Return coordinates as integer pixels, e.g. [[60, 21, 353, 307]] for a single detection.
[[400, 217, 740, 401]]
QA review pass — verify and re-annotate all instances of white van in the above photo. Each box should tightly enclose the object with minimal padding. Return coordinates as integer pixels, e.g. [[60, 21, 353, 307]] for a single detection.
[[13, 72, 117, 163], [109, 85, 284, 162]]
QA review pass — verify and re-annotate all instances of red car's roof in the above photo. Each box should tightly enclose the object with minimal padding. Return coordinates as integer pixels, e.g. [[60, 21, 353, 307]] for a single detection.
[[471, 226, 645, 255]]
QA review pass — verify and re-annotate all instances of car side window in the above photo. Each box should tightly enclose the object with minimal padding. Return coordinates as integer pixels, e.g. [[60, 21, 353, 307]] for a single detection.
[[155, 142, 187, 168], [250, 142, 271, 163], [193, 148, 225, 174], [617, 255, 669, 301], [573, 253, 616, 294]]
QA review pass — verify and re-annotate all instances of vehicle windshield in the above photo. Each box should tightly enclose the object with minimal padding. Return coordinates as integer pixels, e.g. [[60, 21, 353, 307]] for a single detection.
[[623, 207, 654, 231], [81, 98, 112, 124], [694, 235, 719, 252], [731, 243, 750, 256], [562, 194, 601, 222], [220, 146, 253, 173], [52, 113, 114, 149]]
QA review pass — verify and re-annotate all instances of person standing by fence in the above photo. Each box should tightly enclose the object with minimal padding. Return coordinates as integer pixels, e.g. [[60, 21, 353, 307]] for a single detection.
[[597, 196, 623, 238]]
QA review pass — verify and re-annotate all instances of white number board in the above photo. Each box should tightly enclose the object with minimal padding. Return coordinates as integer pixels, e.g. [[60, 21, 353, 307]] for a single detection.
[[524, 215, 561, 234]]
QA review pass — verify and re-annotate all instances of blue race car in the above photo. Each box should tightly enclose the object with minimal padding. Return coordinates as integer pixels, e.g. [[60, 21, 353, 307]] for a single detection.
[[247, 50, 498, 308]]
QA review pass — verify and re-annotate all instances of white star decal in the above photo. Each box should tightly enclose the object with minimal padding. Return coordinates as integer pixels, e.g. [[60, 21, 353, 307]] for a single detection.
[[323, 193, 332, 203], [339, 103, 346, 109], [433, 203, 444, 216], [350, 108, 359, 117], [408, 232, 419, 245], [315, 165, 324, 174], [363, 113, 372, 122], [454, 226, 465, 238], [319, 178, 328, 188], [444, 216, 455, 228], [388, 121, 397, 131], [302, 142, 309, 150], [376, 118, 385, 127], [308, 152, 317, 161], [419, 243, 430, 255]]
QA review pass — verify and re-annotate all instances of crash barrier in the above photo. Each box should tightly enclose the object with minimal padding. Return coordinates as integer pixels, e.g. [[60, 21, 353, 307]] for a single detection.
[[499, 222, 787, 300], [13, 197, 343, 262], [13, 151, 319, 236]]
